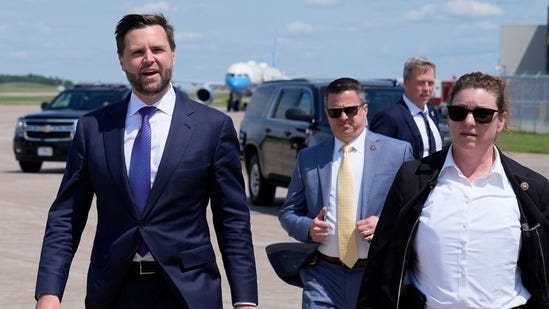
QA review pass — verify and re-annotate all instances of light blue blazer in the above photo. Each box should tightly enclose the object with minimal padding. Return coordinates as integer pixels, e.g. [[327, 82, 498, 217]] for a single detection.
[[279, 129, 414, 243]]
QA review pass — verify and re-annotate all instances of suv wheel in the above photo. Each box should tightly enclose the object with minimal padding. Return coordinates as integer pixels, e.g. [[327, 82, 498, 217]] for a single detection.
[[247, 154, 275, 205], [19, 161, 42, 173]]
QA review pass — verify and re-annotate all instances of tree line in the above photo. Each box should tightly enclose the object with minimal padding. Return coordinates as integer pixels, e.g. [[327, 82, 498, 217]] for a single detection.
[[0, 74, 73, 87]]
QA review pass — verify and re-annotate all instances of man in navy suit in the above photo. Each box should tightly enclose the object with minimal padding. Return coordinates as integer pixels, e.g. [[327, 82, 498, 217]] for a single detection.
[[279, 78, 413, 308], [369, 56, 442, 159], [35, 14, 257, 308]]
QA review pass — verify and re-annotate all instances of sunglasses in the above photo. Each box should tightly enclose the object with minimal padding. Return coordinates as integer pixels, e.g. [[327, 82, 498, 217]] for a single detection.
[[447, 105, 499, 124], [325, 105, 363, 118]]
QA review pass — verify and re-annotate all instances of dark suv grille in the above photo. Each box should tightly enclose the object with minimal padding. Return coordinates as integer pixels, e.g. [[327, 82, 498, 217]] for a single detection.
[[23, 119, 77, 141]]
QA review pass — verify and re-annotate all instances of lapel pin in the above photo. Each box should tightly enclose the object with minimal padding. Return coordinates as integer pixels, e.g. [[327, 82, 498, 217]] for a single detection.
[[520, 182, 529, 191], [370, 144, 376, 151]]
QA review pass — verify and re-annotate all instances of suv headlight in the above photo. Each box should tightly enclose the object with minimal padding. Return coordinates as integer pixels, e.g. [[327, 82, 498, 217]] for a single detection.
[[14, 117, 24, 137]]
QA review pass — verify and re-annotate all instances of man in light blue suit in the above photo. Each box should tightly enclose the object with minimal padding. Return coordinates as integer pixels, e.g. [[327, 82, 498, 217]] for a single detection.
[[279, 78, 413, 309]]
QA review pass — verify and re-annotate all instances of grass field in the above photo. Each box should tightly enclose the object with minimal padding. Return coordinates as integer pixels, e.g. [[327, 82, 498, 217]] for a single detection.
[[0, 83, 59, 105], [496, 130, 549, 153]]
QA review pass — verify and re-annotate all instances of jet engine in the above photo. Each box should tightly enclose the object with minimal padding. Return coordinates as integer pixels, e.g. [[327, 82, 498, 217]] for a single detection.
[[195, 85, 215, 105]]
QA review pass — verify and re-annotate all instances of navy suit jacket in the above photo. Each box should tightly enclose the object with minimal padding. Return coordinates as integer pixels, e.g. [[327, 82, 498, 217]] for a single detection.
[[35, 88, 257, 308], [369, 98, 440, 159]]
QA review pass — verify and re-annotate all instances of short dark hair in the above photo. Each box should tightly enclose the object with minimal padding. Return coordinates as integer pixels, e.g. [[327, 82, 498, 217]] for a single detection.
[[325, 77, 365, 105], [115, 13, 176, 55], [448, 71, 509, 113]]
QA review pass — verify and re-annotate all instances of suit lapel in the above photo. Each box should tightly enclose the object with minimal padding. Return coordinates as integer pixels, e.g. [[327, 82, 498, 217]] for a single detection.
[[144, 91, 195, 214], [102, 100, 137, 214], [317, 139, 334, 209], [398, 99, 423, 158], [359, 131, 380, 218]]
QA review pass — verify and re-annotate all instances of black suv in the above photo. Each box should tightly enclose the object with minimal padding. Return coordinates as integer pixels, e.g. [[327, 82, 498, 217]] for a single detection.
[[239, 78, 403, 205], [13, 83, 130, 172]]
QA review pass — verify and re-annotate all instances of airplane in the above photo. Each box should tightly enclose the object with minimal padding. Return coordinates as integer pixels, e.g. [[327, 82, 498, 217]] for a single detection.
[[225, 60, 285, 111]]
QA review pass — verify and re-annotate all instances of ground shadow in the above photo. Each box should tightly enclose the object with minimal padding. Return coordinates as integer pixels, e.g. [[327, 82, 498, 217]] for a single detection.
[[4, 167, 65, 174], [248, 197, 285, 216]]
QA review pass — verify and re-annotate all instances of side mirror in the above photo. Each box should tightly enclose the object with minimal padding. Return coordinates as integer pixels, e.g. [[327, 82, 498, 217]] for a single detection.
[[285, 107, 314, 123]]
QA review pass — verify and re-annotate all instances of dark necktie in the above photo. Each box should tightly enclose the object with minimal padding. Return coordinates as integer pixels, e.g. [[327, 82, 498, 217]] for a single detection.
[[129, 106, 156, 256], [419, 111, 436, 156]]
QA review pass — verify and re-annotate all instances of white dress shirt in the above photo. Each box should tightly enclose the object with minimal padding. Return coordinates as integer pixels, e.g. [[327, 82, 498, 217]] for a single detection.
[[403, 95, 442, 157], [411, 146, 530, 308], [318, 129, 370, 259], [124, 86, 176, 261]]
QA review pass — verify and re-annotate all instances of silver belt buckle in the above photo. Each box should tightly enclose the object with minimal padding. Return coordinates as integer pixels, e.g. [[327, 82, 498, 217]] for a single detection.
[[138, 261, 156, 275]]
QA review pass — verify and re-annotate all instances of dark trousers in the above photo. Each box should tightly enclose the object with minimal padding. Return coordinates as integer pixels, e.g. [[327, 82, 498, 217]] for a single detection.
[[111, 263, 188, 309]]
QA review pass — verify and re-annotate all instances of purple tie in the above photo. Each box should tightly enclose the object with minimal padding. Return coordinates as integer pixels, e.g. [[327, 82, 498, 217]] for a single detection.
[[129, 106, 156, 256]]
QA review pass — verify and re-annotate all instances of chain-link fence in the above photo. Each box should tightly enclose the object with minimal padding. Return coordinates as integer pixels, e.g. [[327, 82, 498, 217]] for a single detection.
[[505, 75, 549, 134]]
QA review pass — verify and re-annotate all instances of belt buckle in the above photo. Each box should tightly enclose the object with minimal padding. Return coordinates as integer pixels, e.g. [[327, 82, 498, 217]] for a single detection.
[[138, 261, 156, 275]]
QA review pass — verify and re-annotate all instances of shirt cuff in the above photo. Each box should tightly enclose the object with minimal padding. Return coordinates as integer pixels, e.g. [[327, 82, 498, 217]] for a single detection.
[[234, 302, 257, 307]]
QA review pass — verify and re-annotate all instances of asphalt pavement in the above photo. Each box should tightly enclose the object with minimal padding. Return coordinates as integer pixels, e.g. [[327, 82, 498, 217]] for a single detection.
[[1, 105, 548, 308]]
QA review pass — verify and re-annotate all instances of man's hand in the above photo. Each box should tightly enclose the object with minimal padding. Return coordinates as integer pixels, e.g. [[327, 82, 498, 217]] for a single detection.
[[356, 215, 379, 242], [36, 294, 60, 309], [309, 207, 330, 242]]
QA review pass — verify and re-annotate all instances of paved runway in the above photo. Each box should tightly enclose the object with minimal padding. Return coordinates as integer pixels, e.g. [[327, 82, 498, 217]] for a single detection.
[[1, 105, 548, 308]]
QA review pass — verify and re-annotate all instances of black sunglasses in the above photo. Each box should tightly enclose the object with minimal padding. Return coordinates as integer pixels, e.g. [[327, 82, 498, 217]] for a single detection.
[[447, 105, 499, 124], [325, 105, 363, 118]]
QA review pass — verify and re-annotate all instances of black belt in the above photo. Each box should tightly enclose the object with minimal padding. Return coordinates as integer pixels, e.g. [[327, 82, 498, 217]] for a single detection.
[[316, 252, 367, 269], [130, 261, 159, 276]]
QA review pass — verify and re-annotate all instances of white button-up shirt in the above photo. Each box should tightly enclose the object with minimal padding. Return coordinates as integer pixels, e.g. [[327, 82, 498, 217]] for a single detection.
[[125, 86, 175, 261], [410, 146, 530, 308]]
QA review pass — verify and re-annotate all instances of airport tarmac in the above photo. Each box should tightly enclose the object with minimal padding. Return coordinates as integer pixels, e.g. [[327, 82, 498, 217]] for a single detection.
[[1, 105, 548, 308]]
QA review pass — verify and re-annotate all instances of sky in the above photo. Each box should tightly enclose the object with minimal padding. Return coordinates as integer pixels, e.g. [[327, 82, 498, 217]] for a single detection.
[[0, 0, 547, 86]]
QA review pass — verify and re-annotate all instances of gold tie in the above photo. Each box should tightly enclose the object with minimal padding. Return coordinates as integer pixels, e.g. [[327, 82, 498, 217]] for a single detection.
[[337, 144, 359, 268]]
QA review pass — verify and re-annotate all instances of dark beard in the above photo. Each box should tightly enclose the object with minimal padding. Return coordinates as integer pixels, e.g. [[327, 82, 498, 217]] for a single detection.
[[125, 69, 172, 97]]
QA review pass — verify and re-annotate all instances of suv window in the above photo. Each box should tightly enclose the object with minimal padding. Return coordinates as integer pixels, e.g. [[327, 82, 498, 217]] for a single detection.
[[365, 89, 403, 119], [273, 88, 300, 119], [246, 85, 275, 118], [298, 92, 313, 115], [47, 89, 128, 110]]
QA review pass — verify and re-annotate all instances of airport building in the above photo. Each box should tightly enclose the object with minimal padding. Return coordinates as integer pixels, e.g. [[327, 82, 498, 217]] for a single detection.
[[498, 6, 549, 134], [499, 7, 548, 75]]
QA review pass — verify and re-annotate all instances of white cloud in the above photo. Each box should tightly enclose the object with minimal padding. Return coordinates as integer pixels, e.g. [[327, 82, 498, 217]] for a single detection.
[[405, 4, 437, 21], [344, 25, 359, 33], [405, 0, 503, 21], [286, 20, 314, 34], [444, 0, 503, 17], [133, 1, 170, 13], [34, 22, 51, 33], [305, 0, 341, 6], [8, 51, 29, 59], [180, 32, 203, 40]]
